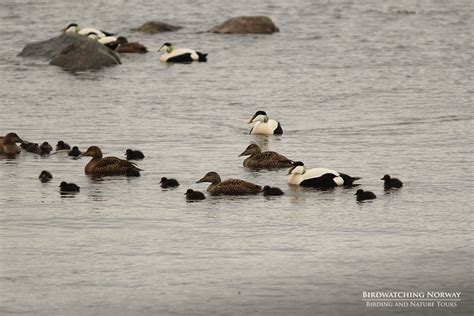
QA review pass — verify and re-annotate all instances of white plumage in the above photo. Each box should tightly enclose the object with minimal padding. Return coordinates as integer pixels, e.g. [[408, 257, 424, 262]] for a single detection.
[[248, 111, 282, 135]]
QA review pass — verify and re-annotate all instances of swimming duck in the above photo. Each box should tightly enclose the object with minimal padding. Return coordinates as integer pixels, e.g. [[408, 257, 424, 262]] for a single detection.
[[381, 175, 403, 189], [115, 37, 148, 54], [185, 189, 206, 201], [197, 171, 262, 195], [248, 111, 283, 135], [287, 161, 360, 188], [68, 146, 82, 157], [355, 189, 377, 202], [63, 23, 113, 38], [263, 186, 284, 196], [39, 142, 53, 155], [238, 143, 293, 170], [158, 42, 208, 63], [59, 181, 80, 192], [56, 140, 71, 151], [125, 168, 141, 177], [125, 149, 145, 160], [81, 146, 142, 176], [160, 177, 180, 188], [22, 142, 40, 154], [39, 170, 53, 183], [0, 133, 24, 155]]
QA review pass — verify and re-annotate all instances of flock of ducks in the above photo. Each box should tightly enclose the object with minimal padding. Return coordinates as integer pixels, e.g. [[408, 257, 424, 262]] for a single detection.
[[1, 110, 403, 202], [62, 23, 207, 62]]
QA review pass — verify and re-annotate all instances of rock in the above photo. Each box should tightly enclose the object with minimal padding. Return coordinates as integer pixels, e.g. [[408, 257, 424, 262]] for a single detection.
[[132, 21, 182, 34], [208, 16, 279, 34], [18, 33, 121, 71]]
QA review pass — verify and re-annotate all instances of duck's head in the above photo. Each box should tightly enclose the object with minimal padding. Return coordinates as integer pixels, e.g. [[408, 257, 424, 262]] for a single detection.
[[63, 23, 79, 33], [116, 36, 128, 45], [197, 171, 221, 184], [185, 189, 194, 195], [159, 42, 174, 53], [248, 110, 268, 124], [81, 146, 103, 158], [160, 177, 168, 183], [354, 189, 364, 196], [238, 143, 262, 157], [287, 161, 306, 175], [381, 175, 391, 181], [125, 149, 133, 155], [59, 181, 68, 188], [263, 185, 271, 191], [39, 170, 52, 179], [4, 133, 25, 144]]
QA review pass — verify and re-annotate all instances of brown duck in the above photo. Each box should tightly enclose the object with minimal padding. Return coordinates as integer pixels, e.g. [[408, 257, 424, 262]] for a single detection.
[[197, 171, 262, 195], [0, 132, 24, 155], [238, 144, 293, 170], [115, 37, 148, 54], [81, 146, 142, 176]]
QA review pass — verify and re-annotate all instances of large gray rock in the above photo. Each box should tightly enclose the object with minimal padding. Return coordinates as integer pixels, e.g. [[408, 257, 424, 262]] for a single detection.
[[18, 33, 121, 71], [132, 21, 182, 34], [208, 16, 279, 34]]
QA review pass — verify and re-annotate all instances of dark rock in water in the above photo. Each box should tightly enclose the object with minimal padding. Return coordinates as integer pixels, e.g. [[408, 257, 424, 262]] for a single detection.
[[132, 21, 182, 34], [208, 16, 279, 34], [18, 33, 121, 71]]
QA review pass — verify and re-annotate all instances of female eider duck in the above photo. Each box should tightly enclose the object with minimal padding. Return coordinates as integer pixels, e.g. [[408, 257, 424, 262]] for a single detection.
[[185, 189, 206, 201], [115, 37, 147, 54], [239, 143, 293, 170], [248, 111, 283, 135], [287, 161, 360, 188], [0, 133, 24, 155], [197, 172, 262, 196], [355, 189, 376, 202], [81, 146, 142, 176], [56, 140, 71, 151], [381, 174, 403, 189], [158, 42, 207, 63]]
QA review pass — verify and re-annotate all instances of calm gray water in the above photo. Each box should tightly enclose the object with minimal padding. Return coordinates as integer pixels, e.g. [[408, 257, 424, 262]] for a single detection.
[[0, 0, 472, 315]]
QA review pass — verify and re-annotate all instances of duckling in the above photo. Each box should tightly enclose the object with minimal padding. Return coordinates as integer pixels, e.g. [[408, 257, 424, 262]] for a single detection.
[[381, 175, 403, 189], [158, 42, 207, 63], [288, 161, 360, 188], [115, 36, 147, 54], [39, 142, 52, 155], [23, 142, 40, 154], [248, 111, 283, 135], [56, 140, 71, 151], [185, 189, 206, 201], [59, 181, 80, 192], [81, 146, 142, 176], [355, 189, 377, 202], [263, 186, 284, 196], [238, 143, 293, 170], [68, 146, 82, 157], [160, 177, 179, 188], [0, 132, 24, 155], [197, 171, 262, 196], [39, 170, 53, 183], [125, 149, 145, 160], [125, 168, 141, 177]]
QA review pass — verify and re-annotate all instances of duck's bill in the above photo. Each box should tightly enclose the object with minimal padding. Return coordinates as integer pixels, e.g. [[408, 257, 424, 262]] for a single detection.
[[286, 166, 296, 175]]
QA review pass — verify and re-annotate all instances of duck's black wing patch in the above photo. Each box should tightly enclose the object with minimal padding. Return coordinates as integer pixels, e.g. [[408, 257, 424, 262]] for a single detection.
[[300, 173, 337, 188], [167, 53, 193, 63]]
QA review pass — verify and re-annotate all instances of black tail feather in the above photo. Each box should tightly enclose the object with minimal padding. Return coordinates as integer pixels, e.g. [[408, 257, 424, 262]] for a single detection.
[[197, 52, 208, 62], [339, 173, 361, 186]]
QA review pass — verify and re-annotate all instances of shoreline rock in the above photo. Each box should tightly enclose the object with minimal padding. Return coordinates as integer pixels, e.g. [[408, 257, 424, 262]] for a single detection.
[[208, 16, 279, 34]]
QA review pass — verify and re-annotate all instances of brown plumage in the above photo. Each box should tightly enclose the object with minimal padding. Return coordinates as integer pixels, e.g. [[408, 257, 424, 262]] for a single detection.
[[238, 144, 293, 170], [0, 132, 24, 155], [197, 171, 262, 196], [115, 37, 148, 54], [81, 146, 142, 176]]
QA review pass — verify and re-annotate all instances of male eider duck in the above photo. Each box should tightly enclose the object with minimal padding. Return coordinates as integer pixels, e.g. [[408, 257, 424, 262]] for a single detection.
[[115, 37, 147, 54], [238, 143, 293, 170], [197, 171, 262, 196], [263, 186, 284, 196], [39, 170, 53, 183], [185, 189, 206, 201], [125, 149, 144, 160], [355, 189, 377, 202], [81, 146, 142, 176], [68, 146, 82, 157], [287, 161, 360, 188], [381, 175, 403, 189], [59, 181, 80, 192], [63, 23, 113, 38], [39, 142, 52, 155], [56, 140, 71, 151], [87, 33, 119, 50], [158, 42, 207, 63], [160, 177, 180, 188], [248, 111, 283, 135], [0, 132, 24, 155]]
